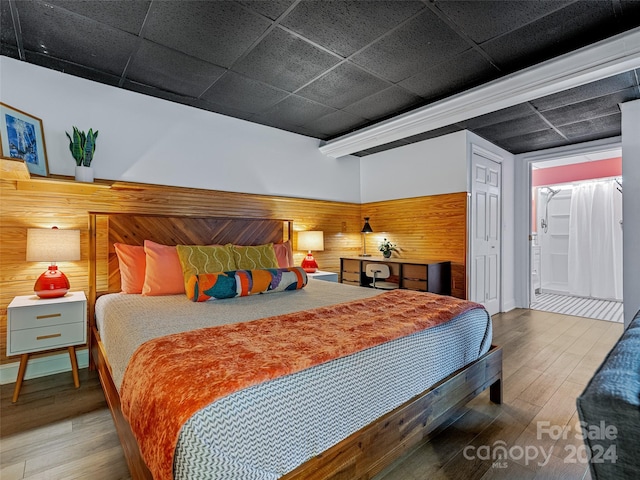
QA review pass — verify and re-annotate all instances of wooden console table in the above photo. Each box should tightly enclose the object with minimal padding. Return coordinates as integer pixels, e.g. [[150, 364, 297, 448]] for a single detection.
[[340, 257, 452, 295]]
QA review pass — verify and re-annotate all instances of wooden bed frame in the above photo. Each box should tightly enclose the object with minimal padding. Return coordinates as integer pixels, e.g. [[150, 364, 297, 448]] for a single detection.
[[88, 212, 502, 480]]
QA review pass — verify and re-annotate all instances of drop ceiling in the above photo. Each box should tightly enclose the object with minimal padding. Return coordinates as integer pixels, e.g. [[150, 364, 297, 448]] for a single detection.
[[1, 0, 639, 156]]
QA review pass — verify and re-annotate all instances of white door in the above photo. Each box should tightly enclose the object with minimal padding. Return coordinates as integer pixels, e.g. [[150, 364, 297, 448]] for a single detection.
[[471, 153, 501, 315]]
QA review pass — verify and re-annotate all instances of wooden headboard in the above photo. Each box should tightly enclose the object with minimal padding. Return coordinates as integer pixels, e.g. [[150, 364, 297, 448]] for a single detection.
[[89, 213, 291, 297]]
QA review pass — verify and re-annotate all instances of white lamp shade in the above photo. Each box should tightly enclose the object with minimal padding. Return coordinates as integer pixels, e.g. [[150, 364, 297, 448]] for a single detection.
[[26, 228, 81, 262], [297, 231, 324, 251]]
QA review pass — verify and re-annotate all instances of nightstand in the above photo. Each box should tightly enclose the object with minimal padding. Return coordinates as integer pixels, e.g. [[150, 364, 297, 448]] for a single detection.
[[307, 270, 338, 282], [7, 291, 87, 402]]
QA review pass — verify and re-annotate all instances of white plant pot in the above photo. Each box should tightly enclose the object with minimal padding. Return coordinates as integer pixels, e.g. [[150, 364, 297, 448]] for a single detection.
[[75, 165, 94, 183]]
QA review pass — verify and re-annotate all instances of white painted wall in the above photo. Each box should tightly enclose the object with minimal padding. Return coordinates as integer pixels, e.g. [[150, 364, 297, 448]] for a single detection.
[[0, 57, 361, 203], [621, 100, 640, 329], [359, 130, 468, 202], [360, 129, 516, 312]]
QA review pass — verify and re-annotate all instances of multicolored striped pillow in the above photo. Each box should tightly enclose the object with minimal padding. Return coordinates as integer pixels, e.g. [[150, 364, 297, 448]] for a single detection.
[[186, 267, 308, 302]]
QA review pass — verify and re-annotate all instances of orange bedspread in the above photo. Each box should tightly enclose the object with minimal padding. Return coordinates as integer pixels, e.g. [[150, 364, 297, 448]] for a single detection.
[[119, 289, 484, 480]]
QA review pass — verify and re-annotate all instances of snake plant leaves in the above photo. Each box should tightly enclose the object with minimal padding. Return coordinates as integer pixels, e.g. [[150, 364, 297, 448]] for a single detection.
[[65, 126, 99, 166], [83, 129, 98, 166]]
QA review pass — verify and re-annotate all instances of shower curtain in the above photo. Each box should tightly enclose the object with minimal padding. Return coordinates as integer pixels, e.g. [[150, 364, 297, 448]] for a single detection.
[[567, 180, 623, 300]]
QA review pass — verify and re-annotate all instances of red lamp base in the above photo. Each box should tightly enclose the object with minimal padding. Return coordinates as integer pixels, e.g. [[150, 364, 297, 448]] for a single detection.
[[301, 253, 318, 273], [34, 265, 70, 298]]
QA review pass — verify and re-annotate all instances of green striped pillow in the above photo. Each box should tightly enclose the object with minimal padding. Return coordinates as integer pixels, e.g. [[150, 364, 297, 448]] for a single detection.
[[176, 245, 237, 289], [229, 243, 279, 270]]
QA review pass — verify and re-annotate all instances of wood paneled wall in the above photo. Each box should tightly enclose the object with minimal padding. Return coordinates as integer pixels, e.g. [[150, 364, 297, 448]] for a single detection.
[[0, 174, 468, 366], [362, 193, 468, 299]]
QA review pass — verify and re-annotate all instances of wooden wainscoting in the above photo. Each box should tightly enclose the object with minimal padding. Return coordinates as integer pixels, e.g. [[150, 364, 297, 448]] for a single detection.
[[0, 176, 362, 366], [363, 193, 468, 299], [0, 175, 469, 366]]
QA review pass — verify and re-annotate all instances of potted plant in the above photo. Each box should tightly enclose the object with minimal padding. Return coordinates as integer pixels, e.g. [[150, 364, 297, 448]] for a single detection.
[[379, 238, 397, 258], [66, 126, 98, 182]]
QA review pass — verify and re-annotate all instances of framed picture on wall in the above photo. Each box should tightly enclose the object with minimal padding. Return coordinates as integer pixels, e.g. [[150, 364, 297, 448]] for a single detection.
[[0, 102, 49, 176]]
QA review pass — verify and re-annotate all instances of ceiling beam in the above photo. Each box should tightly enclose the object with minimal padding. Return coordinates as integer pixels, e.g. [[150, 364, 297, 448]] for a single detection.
[[319, 27, 640, 158]]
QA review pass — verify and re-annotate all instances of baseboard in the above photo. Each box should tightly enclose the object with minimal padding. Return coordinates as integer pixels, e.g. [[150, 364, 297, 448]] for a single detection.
[[502, 298, 517, 312], [0, 349, 89, 385]]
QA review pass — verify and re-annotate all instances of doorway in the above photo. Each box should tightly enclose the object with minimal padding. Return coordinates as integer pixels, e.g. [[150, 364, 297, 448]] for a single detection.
[[471, 151, 501, 316], [529, 151, 623, 322]]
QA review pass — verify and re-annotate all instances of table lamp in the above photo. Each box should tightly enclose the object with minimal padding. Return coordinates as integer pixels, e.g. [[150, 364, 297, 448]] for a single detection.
[[361, 217, 373, 257], [27, 227, 81, 298], [298, 230, 324, 273]]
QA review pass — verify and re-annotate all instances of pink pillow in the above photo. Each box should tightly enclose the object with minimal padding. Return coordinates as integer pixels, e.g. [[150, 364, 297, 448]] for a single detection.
[[273, 240, 294, 268], [142, 240, 185, 296], [114, 243, 146, 294]]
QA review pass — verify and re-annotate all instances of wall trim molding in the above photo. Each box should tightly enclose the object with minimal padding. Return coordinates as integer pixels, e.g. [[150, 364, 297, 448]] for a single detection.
[[319, 27, 640, 158], [0, 349, 89, 385]]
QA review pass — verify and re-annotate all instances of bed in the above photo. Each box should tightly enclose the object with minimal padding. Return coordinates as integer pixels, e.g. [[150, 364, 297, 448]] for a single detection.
[[88, 213, 502, 480]]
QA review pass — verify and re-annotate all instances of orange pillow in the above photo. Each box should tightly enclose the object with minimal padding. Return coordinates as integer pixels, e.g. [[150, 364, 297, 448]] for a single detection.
[[273, 240, 294, 268], [142, 240, 185, 296], [114, 243, 146, 294]]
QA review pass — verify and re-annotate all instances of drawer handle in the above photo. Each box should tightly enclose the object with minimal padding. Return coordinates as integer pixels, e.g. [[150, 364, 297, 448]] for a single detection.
[[36, 313, 62, 320], [36, 333, 62, 341]]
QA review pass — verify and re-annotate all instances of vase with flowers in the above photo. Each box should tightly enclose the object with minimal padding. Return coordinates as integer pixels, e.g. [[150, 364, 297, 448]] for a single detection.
[[379, 238, 397, 258]]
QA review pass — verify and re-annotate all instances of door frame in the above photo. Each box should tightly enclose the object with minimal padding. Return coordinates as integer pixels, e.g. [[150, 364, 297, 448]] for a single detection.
[[513, 137, 622, 309], [468, 144, 504, 312]]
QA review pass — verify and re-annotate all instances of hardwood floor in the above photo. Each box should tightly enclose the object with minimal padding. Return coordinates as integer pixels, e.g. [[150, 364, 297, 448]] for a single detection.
[[0, 309, 623, 480]]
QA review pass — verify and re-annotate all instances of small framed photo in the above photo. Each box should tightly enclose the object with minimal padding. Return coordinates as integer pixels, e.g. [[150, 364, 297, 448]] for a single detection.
[[0, 102, 49, 176]]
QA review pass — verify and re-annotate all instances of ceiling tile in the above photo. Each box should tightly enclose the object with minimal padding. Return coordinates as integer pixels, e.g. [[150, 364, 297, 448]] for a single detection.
[[143, 1, 271, 68], [481, 1, 623, 73], [620, 0, 640, 28], [473, 114, 551, 142], [435, 0, 574, 44], [531, 72, 638, 111], [281, 0, 424, 57], [126, 41, 225, 98], [1, 0, 16, 47], [343, 86, 421, 121], [1, 43, 19, 58], [233, 27, 341, 92], [44, 0, 150, 35], [250, 113, 323, 138], [238, 0, 296, 20], [401, 125, 465, 145], [351, 9, 469, 83], [459, 103, 535, 130], [25, 51, 122, 86], [557, 113, 621, 140], [16, 0, 138, 76], [399, 49, 499, 100], [201, 71, 290, 114], [260, 95, 335, 127], [540, 88, 639, 127], [123, 80, 205, 106], [493, 129, 569, 154], [305, 110, 367, 137], [297, 62, 389, 109]]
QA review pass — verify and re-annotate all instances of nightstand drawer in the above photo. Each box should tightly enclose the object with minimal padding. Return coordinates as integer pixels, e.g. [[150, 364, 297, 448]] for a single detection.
[[10, 323, 85, 354], [9, 301, 84, 330]]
